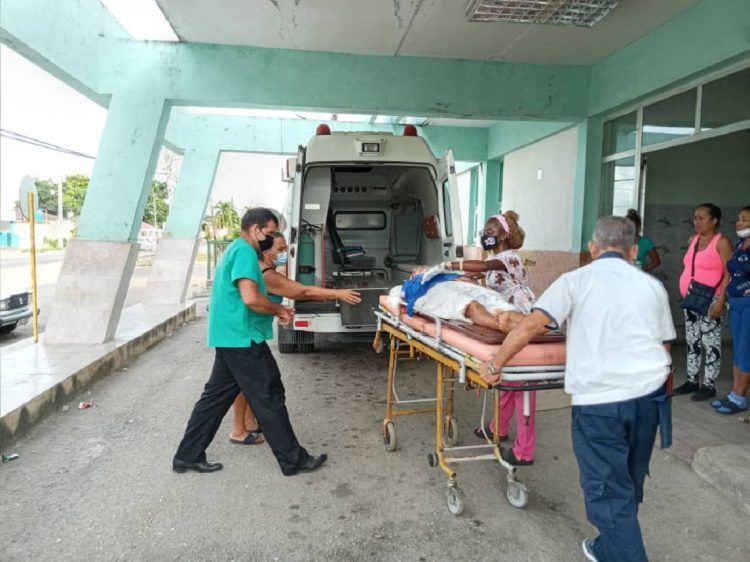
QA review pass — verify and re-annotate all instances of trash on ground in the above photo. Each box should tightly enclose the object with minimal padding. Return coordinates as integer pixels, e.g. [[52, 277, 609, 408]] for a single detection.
[[61, 405, 70, 412], [2, 453, 20, 462], [78, 401, 92, 409]]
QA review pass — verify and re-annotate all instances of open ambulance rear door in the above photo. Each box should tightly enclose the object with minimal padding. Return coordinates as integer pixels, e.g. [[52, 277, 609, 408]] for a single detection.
[[286, 145, 305, 285], [437, 148, 464, 259]]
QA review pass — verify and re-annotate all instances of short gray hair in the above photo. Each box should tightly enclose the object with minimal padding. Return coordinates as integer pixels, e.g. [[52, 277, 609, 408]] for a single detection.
[[592, 216, 635, 253]]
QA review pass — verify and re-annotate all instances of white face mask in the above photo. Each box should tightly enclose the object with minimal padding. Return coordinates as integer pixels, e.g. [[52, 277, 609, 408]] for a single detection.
[[737, 227, 750, 239]]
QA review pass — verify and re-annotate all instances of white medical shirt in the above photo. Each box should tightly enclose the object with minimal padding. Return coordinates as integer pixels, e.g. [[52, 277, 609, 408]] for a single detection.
[[534, 254, 676, 406]]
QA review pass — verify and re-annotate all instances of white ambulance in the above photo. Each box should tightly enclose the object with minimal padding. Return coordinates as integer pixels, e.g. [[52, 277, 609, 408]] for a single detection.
[[279, 124, 463, 352]]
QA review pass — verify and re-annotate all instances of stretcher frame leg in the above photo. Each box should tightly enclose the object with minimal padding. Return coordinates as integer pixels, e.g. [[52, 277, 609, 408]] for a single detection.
[[375, 315, 550, 514]]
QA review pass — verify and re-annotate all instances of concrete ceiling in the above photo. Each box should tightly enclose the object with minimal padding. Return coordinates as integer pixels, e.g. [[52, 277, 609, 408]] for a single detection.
[[156, 0, 702, 65]]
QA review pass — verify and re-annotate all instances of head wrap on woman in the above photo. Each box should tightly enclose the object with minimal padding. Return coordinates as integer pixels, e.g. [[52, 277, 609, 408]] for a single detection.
[[489, 211, 525, 250]]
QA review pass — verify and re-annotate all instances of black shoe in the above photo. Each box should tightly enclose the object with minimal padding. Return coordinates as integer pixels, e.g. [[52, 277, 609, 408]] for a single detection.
[[473, 424, 508, 442], [284, 453, 328, 476], [673, 381, 699, 395], [691, 386, 716, 401], [172, 458, 223, 473], [500, 447, 533, 466]]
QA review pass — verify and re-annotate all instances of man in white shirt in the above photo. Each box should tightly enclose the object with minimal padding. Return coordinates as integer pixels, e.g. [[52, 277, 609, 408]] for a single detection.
[[481, 216, 675, 562]]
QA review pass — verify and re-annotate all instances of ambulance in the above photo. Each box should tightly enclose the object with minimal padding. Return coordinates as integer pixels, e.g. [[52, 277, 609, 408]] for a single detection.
[[279, 124, 463, 352]]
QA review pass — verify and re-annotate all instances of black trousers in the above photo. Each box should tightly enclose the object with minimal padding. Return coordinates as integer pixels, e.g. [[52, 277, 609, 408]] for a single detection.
[[174, 343, 309, 475]]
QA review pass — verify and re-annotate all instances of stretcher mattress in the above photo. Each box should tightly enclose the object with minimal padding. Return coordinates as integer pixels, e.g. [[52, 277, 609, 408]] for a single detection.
[[378, 296, 566, 367]]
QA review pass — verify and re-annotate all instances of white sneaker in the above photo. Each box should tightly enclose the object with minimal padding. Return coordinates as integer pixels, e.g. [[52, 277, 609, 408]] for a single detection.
[[582, 538, 598, 561]]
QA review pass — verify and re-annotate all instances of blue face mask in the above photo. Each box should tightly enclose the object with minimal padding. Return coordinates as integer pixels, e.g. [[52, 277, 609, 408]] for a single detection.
[[273, 251, 288, 267]]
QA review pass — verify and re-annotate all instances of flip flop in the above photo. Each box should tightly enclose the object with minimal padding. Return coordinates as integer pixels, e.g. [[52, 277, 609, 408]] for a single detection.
[[716, 401, 749, 415], [230, 432, 264, 445]]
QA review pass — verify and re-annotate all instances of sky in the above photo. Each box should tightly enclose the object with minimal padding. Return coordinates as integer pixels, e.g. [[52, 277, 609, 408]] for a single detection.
[[0, 45, 105, 220], [0, 44, 290, 223]]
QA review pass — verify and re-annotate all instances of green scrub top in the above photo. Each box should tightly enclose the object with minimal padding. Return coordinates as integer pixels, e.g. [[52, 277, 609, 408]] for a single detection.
[[207, 238, 273, 347], [635, 236, 655, 270]]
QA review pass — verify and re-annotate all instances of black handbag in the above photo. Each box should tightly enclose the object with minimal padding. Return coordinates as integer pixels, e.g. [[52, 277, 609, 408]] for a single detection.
[[682, 238, 720, 317]]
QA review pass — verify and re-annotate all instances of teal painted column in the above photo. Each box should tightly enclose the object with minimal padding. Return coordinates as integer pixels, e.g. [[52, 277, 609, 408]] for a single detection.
[[575, 117, 604, 251], [164, 148, 220, 238], [46, 91, 172, 343], [78, 92, 172, 241], [467, 167, 479, 244], [480, 159, 503, 224], [145, 147, 221, 304]]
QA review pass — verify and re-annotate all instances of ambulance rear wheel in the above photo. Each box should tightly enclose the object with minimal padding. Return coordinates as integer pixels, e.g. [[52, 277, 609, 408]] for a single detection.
[[298, 342, 315, 353], [384, 422, 397, 452]]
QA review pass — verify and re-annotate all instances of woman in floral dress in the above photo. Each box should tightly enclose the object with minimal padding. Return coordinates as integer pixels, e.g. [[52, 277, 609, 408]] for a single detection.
[[444, 211, 537, 466]]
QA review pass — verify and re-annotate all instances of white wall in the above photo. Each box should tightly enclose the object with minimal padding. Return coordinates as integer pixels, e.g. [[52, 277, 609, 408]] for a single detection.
[[501, 126, 577, 251]]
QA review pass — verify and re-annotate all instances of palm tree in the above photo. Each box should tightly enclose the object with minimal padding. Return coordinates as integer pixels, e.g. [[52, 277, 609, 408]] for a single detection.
[[212, 201, 240, 239]]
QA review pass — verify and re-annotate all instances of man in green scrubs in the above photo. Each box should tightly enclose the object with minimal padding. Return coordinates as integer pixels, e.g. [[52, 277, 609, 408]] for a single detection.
[[173, 208, 327, 476]]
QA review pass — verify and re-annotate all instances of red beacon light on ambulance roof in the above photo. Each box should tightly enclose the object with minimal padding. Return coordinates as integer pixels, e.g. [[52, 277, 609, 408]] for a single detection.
[[403, 124, 418, 136], [316, 123, 331, 135]]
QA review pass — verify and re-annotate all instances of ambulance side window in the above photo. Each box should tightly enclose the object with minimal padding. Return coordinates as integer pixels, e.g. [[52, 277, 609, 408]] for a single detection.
[[442, 180, 453, 237]]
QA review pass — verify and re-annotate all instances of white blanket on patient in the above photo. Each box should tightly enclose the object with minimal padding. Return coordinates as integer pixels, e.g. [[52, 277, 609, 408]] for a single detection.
[[388, 280, 517, 322]]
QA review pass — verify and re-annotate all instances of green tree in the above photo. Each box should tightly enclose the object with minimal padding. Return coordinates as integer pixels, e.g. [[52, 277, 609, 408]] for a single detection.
[[142, 180, 170, 227], [32, 175, 89, 218], [212, 201, 240, 239], [33, 179, 59, 214], [62, 175, 89, 217]]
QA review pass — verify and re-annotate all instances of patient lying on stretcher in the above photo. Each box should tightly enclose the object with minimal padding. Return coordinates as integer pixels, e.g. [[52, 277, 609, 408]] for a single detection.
[[388, 267, 527, 333]]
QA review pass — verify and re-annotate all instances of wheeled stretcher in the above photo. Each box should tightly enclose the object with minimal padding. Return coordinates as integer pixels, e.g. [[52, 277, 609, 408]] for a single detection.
[[372, 296, 566, 515]]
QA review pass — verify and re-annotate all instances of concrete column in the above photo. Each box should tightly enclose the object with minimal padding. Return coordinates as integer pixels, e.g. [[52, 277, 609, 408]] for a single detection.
[[478, 159, 503, 224], [45, 92, 171, 344], [144, 148, 220, 305], [574, 117, 604, 250], [466, 167, 479, 244]]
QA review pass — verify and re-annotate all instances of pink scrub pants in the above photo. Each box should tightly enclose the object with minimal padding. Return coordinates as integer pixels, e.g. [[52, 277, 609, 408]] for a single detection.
[[489, 382, 537, 461]]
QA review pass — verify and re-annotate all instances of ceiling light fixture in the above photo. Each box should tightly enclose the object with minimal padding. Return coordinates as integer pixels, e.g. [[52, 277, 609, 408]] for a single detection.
[[465, 0, 618, 27], [101, 0, 179, 41]]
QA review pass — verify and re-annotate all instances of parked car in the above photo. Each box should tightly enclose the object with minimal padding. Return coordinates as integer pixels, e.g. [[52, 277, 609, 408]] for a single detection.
[[0, 290, 33, 334]]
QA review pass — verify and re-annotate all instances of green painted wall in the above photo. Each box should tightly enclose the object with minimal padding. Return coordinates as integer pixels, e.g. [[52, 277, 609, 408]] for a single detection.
[[165, 111, 488, 162], [99, 40, 590, 120], [487, 120, 573, 160], [589, 0, 750, 116]]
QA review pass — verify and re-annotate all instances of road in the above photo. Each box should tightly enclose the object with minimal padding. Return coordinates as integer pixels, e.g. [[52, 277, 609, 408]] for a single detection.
[[0, 251, 151, 348], [0, 307, 746, 561]]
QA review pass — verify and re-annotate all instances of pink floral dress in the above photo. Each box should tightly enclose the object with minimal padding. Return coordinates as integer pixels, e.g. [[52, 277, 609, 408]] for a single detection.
[[485, 250, 536, 313]]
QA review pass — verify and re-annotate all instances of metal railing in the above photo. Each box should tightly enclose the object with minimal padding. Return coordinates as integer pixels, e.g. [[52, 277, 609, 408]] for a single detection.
[[205, 240, 232, 281]]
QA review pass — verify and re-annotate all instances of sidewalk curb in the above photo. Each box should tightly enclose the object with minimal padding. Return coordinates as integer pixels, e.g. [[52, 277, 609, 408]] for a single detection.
[[692, 443, 750, 516], [0, 303, 196, 449]]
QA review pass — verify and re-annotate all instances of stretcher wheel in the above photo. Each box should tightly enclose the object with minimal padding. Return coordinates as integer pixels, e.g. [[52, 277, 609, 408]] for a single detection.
[[427, 452, 438, 468], [383, 422, 397, 452], [445, 485, 465, 516], [506, 482, 529, 509], [444, 417, 459, 446]]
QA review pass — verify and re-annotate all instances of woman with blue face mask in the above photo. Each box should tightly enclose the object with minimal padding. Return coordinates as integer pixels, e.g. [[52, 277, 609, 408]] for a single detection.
[[229, 232, 363, 444]]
